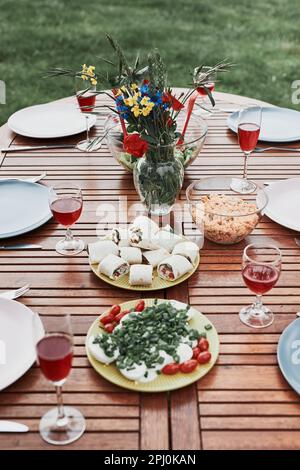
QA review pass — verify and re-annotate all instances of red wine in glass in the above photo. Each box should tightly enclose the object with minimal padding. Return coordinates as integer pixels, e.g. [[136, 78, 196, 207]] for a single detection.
[[50, 198, 82, 227], [49, 183, 84, 256], [197, 82, 215, 96], [242, 263, 279, 295], [37, 334, 73, 383], [238, 123, 260, 152], [239, 243, 281, 329], [76, 94, 96, 113]]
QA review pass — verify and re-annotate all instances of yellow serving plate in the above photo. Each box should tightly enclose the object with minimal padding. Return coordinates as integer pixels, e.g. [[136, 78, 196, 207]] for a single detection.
[[86, 298, 219, 393], [89, 253, 200, 291]]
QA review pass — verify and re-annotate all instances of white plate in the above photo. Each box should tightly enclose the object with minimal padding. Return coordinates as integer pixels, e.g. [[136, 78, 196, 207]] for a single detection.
[[0, 180, 52, 238], [265, 178, 300, 231], [227, 107, 300, 142], [0, 298, 44, 391], [8, 104, 97, 139]]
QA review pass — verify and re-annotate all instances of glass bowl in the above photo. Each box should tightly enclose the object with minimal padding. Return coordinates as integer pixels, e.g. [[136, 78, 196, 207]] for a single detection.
[[104, 110, 208, 172], [186, 177, 268, 245]]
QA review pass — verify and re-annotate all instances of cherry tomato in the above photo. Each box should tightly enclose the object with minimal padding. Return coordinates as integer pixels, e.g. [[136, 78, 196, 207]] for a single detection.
[[180, 359, 198, 374], [110, 305, 121, 316], [115, 311, 129, 323], [197, 351, 211, 364], [100, 313, 115, 325], [104, 323, 116, 333], [198, 337, 209, 351], [169, 273, 174, 280], [135, 300, 145, 312], [192, 347, 201, 358], [162, 363, 180, 375]]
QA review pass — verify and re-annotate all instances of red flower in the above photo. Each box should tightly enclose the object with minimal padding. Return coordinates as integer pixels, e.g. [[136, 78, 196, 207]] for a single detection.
[[163, 92, 184, 111], [123, 133, 148, 158]]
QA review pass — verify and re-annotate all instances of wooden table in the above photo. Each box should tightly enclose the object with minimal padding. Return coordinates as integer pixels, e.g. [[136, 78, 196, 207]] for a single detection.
[[1, 89, 300, 451]]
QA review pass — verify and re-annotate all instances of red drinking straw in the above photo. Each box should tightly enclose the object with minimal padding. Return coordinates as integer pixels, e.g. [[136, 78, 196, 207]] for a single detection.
[[177, 92, 197, 146]]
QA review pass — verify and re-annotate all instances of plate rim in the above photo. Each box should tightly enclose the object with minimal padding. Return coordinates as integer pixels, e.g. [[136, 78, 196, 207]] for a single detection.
[[85, 298, 219, 392], [0, 180, 52, 239], [264, 178, 300, 231], [277, 318, 300, 394], [7, 104, 97, 139], [227, 106, 300, 143], [0, 297, 44, 391]]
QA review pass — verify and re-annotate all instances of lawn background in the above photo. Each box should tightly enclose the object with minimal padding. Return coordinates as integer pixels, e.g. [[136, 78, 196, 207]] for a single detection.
[[0, 0, 299, 124]]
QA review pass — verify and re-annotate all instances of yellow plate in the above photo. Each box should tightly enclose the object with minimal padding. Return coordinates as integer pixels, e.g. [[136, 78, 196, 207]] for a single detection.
[[86, 298, 219, 392], [89, 253, 200, 291]]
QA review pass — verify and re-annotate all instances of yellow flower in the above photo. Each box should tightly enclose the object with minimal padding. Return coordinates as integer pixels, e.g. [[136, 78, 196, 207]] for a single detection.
[[91, 78, 97, 86], [140, 96, 150, 106], [81, 74, 88, 81], [121, 86, 128, 93], [87, 66, 96, 77], [124, 95, 138, 107], [141, 102, 155, 116], [130, 83, 138, 90], [141, 107, 150, 116], [131, 105, 141, 117], [114, 89, 122, 96]]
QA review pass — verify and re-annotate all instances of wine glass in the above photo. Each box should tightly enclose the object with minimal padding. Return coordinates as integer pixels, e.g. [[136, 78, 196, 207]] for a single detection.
[[49, 183, 84, 256], [240, 244, 282, 328], [195, 66, 217, 113], [231, 106, 262, 194], [75, 77, 102, 152], [33, 314, 86, 445]]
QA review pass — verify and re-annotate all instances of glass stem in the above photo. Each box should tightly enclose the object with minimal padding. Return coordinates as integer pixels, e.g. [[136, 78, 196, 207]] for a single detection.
[[85, 115, 89, 142], [242, 152, 250, 180], [55, 386, 67, 426], [254, 294, 263, 309], [65, 227, 73, 242]]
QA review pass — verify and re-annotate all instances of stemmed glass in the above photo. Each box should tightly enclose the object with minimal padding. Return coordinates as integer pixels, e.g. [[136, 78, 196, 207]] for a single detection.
[[194, 66, 217, 114], [33, 314, 86, 445], [75, 77, 102, 152], [231, 106, 262, 194], [49, 183, 84, 256], [240, 244, 282, 328]]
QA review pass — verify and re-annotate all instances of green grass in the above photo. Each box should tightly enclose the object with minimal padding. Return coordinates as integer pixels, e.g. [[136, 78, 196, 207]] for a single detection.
[[0, 0, 299, 124]]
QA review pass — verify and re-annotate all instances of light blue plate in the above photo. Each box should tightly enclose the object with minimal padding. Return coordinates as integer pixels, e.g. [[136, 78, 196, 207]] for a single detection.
[[277, 318, 300, 394], [0, 180, 52, 239], [227, 106, 300, 142]]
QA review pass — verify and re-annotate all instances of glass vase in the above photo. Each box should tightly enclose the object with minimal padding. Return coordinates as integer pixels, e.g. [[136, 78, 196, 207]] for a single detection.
[[133, 144, 184, 216]]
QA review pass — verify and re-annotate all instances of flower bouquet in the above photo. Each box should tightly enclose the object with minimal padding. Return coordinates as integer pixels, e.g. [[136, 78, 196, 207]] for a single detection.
[[48, 35, 231, 214]]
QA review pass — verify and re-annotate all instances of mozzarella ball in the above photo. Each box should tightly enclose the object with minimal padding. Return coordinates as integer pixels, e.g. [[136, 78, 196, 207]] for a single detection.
[[120, 362, 147, 381], [176, 343, 193, 363], [88, 335, 119, 364]]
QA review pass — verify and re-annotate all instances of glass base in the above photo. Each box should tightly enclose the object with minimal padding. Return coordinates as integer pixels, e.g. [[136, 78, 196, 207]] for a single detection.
[[77, 139, 103, 152], [230, 177, 257, 194], [239, 303, 274, 329], [39, 406, 86, 445], [147, 204, 173, 216], [55, 237, 85, 256]]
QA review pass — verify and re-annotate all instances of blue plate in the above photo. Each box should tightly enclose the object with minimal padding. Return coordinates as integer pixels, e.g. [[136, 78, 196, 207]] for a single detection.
[[277, 318, 300, 394], [0, 180, 52, 239]]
